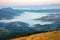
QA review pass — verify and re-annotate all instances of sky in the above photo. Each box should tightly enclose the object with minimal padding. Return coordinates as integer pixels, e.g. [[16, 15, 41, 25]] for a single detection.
[[0, 0, 60, 6]]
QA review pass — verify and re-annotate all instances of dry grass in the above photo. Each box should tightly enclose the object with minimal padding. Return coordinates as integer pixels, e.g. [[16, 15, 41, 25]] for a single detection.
[[11, 30, 60, 40]]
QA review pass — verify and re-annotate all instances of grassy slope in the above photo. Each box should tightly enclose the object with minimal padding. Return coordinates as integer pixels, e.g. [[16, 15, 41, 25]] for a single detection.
[[11, 30, 60, 40]]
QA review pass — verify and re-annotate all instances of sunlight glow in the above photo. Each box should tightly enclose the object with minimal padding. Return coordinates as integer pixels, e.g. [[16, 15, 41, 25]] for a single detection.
[[0, 0, 60, 6]]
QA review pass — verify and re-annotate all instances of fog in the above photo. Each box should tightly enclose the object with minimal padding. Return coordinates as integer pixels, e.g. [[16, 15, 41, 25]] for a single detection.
[[0, 12, 53, 26]]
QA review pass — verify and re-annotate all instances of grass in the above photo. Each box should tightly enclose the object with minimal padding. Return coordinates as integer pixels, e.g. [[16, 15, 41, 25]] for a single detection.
[[11, 30, 60, 40]]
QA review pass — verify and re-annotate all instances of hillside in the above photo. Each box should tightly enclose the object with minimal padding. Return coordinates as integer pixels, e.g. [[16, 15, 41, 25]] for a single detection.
[[34, 13, 60, 22], [11, 30, 60, 40], [0, 8, 23, 20]]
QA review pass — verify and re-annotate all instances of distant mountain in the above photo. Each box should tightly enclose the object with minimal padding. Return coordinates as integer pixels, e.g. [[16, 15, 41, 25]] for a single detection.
[[34, 13, 60, 21], [13, 4, 60, 13], [0, 21, 37, 39], [0, 21, 60, 39], [32, 13, 60, 32], [0, 7, 60, 20], [31, 23, 60, 32], [15, 4, 60, 9], [0, 21, 60, 35], [24, 9, 60, 13], [0, 8, 23, 20], [5, 21, 36, 32]]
